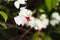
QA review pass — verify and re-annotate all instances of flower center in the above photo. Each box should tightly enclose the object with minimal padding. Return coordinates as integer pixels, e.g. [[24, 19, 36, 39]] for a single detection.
[[25, 16, 30, 21]]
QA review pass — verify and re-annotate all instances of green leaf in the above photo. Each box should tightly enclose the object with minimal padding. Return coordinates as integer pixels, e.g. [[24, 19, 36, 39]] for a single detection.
[[32, 32, 52, 40], [38, 4, 45, 13], [39, 9, 45, 13], [54, 26, 60, 34], [42, 36, 52, 40], [0, 11, 8, 22], [45, 0, 59, 11], [0, 22, 7, 29], [32, 32, 45, 40]]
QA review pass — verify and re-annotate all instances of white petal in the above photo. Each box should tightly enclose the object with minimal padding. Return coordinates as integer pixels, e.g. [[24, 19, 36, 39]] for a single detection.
[[34, 26, 38, 30], [42, 19, 49, 26], [14, 1, 20, 9], [56, 16, 60, 22], [34, 26, 42, 30], [19, 7, 27, 16], [35, 19, 42, 26], [19, 7, 33, 16], [50, 20, 59, 26], [35, 19, 43, 30], [27, 17, 35, 28], [42, 19, 49, 28], [27, 9, 33, 16], [52, 12, 59, 19], [40, 14, 46, 20], [14, 16, 27, 25], [18, 0, 26, 4], [14, 16, 23, 25]]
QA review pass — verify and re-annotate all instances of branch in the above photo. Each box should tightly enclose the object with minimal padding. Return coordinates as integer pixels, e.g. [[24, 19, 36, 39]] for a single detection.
[[19, 28, 32, 40]]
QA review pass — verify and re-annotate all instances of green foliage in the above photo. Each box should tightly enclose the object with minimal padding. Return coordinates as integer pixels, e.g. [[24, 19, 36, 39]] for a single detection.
[[0, 11, 8, 29], [0, 21, 7, 29], [45, 0, 59, 11], [38, 4, 45, 13], [32, 32, 52, 40], [0, 11, 8, 22], [42, 36, 52, 40], [32, 32, 45, 40], [39, 8, 45, 13], [54, 25, 60, 34]]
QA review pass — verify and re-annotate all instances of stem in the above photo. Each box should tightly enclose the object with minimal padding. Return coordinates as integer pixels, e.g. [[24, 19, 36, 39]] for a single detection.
[[19, 28, 32, 40]]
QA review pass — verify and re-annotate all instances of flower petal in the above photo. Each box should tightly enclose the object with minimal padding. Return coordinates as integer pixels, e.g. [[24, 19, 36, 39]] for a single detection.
[[14, 16, 26, 25], [14, 1, 20, 9], [18, 0, 26, 4]]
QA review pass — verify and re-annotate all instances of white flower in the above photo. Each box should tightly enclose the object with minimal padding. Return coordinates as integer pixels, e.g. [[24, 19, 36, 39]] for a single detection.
[[14, 16, 27, 25], [27, 17, 35, 28], [52, 12, 60, 19], [34, 26, 42, 30], [42, 19, 49, 28], [34, 19, 43, 30], [14, 0, 27, 9], [39, 14, 49, 28], [51, 12, 60, 25], [50, 19, 59, 26], [30, 18, 49, 30], [18, 0, 27, 4], [57, 16, 60, 22], [19, 7, 33, 16], [14, 1, 20, 9], [40, 14, 46, 20]]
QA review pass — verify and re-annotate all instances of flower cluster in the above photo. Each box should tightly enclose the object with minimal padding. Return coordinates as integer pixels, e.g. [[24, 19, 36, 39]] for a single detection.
[[50, 12, 60, 26], [14, 6, 49, 30], [14, 7, 33, 26], [14, 0, 60, 31]]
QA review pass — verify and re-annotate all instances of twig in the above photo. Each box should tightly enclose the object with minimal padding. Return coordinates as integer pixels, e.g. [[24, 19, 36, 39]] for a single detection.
[[2, 23, 26, 31], [19, 28, 32, 40]]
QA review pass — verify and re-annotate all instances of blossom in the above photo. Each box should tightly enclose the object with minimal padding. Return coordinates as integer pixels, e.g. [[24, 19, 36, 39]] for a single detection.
[[34, 19, 43, 30], [19, 7, 33, 16], [50, 20, 59, 26], [14, 0, 27, 9], [52, 12, 60, 19], [14, 1, 20, 9], [34, 18, 49, 30], [39, 14, 49, 28], [14, 14, 49, 30], [14, 6, 33, 26], [14, 16, 27, 25], [27, 16, 49, 30], [40, 14, 46, 20], [42, 19, 49, 28], [27, 17, 35, 28], [50, 12, 60, 26]]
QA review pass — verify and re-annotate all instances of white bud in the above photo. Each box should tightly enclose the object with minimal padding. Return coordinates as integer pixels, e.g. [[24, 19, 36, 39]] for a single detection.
[[40, 14, 46, 20], [14, 0, 27, 9], [14, 1, 20, 9], [52, 12, 59, 19]]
